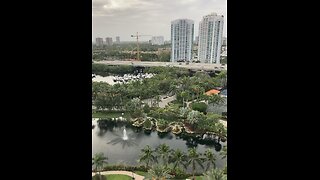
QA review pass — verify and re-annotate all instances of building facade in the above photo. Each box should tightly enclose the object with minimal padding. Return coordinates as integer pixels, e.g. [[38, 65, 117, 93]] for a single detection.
[[95, 37, 103, 47], [105, 37, 113, 46], [222, 37, 227, 46], [116, 36, 120, 44], [171, 19, 194, 62], [194, 36, 199, 45], [198, 13, 224, 64], [151, 36, 164, 45]]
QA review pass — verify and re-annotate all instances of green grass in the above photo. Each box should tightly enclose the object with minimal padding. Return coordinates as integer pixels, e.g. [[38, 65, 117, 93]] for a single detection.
[[92, 111, 130, 119], [92, 174, 132, 180], [105, 174, 132, 180], [174, 177, 204, 180], [134, 170, 148, 176], [192, 176, 204, 180], [171, 177, 203, 180], [133, 171, 203, 180]]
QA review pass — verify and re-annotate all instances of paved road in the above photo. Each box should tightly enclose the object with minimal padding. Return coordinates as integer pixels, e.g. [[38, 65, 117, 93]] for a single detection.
[[94, 60, 227, 71], [159, 95, 176, 108], [92, 170, 145, 180], [142, 94, 176, 108]]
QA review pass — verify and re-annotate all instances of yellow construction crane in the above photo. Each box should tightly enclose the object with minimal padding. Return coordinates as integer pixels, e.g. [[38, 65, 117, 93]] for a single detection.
[[131, 32, 152, 61]]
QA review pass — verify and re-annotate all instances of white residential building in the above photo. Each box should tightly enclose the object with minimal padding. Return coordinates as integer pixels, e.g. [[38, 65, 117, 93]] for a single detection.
[[116, 36, 120, 44], [95, 37, 103, 47], [171, 19, 194, 62], [105, 37, 113, 46], [195, 36, 199, 45], [222, 37, 227, 46], [151, 36, 164, 45], [198, 13, 224, 64]]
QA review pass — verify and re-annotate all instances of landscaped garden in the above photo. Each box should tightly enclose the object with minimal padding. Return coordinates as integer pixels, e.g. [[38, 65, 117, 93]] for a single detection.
[[92, 174, 133, 180], [92, 144, 227, 180], [92, 64, 227, 180]]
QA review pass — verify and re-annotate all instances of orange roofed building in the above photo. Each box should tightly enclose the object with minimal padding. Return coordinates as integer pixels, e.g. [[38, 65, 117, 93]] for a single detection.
[[205, 89, 220, 96]]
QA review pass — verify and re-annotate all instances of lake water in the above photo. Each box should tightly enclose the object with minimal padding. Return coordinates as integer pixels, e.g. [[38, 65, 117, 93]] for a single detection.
[[92, 119, 226, 171]]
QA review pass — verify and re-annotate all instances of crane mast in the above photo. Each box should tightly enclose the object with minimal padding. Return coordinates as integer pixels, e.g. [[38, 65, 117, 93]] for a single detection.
[[131, 32, 152, 61]]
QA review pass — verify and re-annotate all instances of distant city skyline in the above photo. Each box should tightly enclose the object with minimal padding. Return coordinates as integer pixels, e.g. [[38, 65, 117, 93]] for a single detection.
[[92, 0, 227, 42]]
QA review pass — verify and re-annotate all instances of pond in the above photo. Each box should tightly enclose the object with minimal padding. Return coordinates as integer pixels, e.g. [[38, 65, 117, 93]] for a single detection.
[[92, 119, 227, 171]]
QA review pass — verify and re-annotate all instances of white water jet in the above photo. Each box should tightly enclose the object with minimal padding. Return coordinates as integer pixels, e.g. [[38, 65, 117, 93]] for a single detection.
[[122, 127, 128, 140]]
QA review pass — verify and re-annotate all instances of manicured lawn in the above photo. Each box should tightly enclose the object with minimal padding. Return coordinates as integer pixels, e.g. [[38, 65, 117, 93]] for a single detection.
[[106, 174, 132, 180], [190, 176, 204, 180], [171, 177, 203, 180], [134, 170, 148, 176], [133, 171, 203, 180], [92, 111, 130, 119], [92, 174, 132, 180]]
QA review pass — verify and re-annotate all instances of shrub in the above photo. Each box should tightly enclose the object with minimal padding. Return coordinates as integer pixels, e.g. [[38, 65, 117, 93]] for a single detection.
[[92, 64, 134, 76], [170, 167, 188, 179], [103, 165, 148, 172], [144, 119, 152, 129], [143, 104, 151, 113], [131, 109, 143, 118], [191, 102, 208, 113]]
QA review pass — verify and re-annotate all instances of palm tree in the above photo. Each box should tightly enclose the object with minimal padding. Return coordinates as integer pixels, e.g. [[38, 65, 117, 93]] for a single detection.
[[139, 145, 157, 169], [207, 94, 225, 106], [179, 107, 190, 119], [180, 76, 191, 91], [92, 153, 108, 180], [187, 110, 201, 125], [132, 97, 142, 110], [216, 123, 227, 143], [156, 118, 168, 130], [191, 85, 200, 101], [156, 144, 172, 167], [168, 83, 177, 96], [186, 148, 204, 180], [180, 91, 189, 107], [204, 168, 227, 180], [144, 165, 173, 180], [204, 149, 216, 171], [169, 149, 187, 170], [216, 70, 227, 87]]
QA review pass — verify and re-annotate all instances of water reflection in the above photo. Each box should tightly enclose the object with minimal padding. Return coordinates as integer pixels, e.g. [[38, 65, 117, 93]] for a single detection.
[[92, 120, 227, 168], [107, 127, 139, 149], [96, 128, 107, 137]]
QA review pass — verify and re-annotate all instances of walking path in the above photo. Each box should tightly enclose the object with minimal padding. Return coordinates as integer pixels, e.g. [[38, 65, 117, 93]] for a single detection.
[[92, 171, 145, 180]]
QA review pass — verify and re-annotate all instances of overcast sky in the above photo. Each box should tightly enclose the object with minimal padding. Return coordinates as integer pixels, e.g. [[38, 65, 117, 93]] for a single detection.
[[92, 0, 227, 42]]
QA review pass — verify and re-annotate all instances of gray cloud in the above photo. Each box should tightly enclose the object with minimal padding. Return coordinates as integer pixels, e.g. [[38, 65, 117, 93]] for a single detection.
[[92, 0, 226, 41]]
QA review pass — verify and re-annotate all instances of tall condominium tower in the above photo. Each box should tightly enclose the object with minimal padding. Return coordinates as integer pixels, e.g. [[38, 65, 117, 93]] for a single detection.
[[222, 37, 227, 46], [195, 36, 199, 45], [95, 37, 103, 47], [171, 19, 194, 62], [105, 37, 113, 46], [116, 36, 120, 44], [198, 13, 224, 64]]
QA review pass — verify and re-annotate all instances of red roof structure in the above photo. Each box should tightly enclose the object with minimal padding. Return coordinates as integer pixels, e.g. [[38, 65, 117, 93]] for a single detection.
[[205, 89, 220, 96]]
